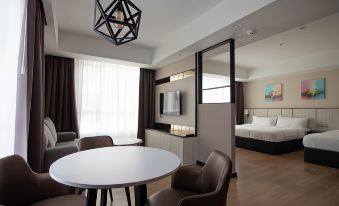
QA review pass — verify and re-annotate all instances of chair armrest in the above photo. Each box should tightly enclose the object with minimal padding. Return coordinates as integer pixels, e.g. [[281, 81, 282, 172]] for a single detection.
[[171, 165, 202, 193], [44, 145, 78, 172], [57, 132, 76, 142], [34, 173, 75, 200]]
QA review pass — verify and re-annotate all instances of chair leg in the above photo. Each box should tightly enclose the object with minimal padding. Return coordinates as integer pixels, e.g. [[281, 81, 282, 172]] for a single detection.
[[125, 187, 132, 206], [109, 188, 113, 202]]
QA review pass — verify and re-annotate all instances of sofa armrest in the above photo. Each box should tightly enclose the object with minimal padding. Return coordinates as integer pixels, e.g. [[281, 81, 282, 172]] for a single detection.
[[57, 132, 76, 142], [171, 165, 202, 193], [44, 145, 78, 172]]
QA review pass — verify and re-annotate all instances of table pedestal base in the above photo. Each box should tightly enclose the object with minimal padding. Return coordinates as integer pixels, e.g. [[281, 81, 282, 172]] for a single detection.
[[86, 189, 97, 206], [134, 184, 147, 206], [86, 185, 147, 206]]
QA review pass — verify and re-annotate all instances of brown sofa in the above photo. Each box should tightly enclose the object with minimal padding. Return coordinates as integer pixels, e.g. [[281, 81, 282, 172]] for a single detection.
[[0, 155, 86, 206], [43, 117, 79, 172], [145, 150, 232, 206]]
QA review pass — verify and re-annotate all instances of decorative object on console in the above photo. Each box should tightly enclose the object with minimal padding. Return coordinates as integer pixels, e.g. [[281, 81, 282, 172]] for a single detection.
[[265, 83, 282, 102], [301, 78, 325, 100], [93, 0, 142, 46], [244, 109, 249, 118]]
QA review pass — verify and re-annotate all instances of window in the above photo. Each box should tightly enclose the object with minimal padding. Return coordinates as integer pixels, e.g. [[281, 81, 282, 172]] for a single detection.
[[0, 0, 27, 158], [202, 73, 230, 103], [75, 59, 140, 138]]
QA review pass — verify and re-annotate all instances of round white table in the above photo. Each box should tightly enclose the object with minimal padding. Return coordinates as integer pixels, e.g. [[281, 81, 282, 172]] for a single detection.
[[50, 146, 180, 206], [113, 138, 143, 146]]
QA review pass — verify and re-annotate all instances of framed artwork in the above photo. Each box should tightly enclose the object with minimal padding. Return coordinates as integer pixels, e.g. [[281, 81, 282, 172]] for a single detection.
[[265, 83, 283, 102], [301, 78, 325, 100]]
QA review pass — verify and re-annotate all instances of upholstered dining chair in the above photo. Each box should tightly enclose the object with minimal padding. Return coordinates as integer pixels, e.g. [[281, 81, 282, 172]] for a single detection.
[[145, 150, 232, 206], [0, 155, 86, 206], [78, 136, 132, 206]]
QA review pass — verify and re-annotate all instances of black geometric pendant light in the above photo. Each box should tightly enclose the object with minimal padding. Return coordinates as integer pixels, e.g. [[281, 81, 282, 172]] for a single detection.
[[94, 0, 142, 46]]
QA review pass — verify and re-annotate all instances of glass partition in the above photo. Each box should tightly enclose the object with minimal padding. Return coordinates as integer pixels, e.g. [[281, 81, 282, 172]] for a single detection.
[[196, 39, 235, 104]]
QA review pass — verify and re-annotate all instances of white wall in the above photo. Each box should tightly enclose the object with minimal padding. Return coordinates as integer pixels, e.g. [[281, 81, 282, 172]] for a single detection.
[[244, 67, 339, 108]]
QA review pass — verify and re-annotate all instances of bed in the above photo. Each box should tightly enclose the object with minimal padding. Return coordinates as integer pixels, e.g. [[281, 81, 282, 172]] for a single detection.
[[303, 130, 339, 168], [236, 116, 308, 155]]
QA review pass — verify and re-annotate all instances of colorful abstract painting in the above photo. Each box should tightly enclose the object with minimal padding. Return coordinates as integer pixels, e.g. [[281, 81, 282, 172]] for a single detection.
[[265, 83, 282, 102], [301, 78, 325, 100]]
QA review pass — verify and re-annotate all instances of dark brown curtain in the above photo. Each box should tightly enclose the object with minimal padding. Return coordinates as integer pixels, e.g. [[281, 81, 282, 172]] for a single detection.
[[27, 0, 46, 173], [137, 69, 155, 146], [235, 81, 244, 125], [45, 55, 79, 137]]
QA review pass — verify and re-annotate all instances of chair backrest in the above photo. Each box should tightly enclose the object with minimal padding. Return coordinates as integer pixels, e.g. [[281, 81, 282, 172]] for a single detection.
[[78, 136, 114, 151], [0, 155, 37, 205], [200, 150, 232, 197], [44, 117, 58, 148]]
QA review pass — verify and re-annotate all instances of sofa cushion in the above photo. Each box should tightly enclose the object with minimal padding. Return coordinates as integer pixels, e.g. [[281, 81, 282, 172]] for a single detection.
[[44, 117, 58, 143], [44, 124, 56, 148], [145, 188, 198, 206], [29, 195, 86, 206]]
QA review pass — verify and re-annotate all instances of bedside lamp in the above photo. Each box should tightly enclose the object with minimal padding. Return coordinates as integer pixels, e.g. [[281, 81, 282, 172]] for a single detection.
[[244, 110, 249, 118]]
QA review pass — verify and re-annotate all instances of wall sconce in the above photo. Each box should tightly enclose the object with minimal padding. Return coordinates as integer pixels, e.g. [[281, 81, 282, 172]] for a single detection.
[[244, 110, 249, 118]]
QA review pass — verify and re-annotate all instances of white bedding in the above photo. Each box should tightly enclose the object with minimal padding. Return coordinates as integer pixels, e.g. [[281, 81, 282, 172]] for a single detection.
[[236, 124, 307, 142], [303, 130, 339, 152]]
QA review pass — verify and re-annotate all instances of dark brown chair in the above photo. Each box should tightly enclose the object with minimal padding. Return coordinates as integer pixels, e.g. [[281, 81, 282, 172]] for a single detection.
[[78, 136, 132, 206], [0, 155, 86, 206], [145, 150, 232, 206]]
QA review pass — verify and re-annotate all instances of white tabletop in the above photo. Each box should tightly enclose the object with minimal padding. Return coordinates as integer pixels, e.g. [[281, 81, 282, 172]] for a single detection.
[[49, 146, 180, 189], [113, 138, 142, 146]]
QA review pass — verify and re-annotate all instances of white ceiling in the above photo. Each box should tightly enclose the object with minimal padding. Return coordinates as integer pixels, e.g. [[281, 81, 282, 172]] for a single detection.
[[44, 0, 339, 72], [55, 0, 223, 48], [211, 12, 339, 80]]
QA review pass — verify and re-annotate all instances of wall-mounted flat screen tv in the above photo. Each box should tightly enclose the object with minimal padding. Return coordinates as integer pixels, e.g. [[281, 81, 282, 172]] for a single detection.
[[160, 91, 181, 116]]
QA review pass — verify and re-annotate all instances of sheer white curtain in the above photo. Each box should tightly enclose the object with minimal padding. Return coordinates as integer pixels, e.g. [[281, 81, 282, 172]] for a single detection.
[[75, 59, 140, 139], [0, 0, 27, 158]]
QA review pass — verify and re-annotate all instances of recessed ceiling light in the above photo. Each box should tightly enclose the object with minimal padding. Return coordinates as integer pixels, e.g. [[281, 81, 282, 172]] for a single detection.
[[299, 26, 307, 30], [232, 25, 240, 29]]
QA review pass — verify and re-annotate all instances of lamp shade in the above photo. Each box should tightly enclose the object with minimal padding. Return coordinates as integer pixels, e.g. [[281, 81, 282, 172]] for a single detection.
[[94, 0, 142, 46]]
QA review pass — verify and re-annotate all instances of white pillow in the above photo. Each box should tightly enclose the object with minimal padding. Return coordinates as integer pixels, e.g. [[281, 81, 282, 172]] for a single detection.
[[276, 116, 309, 129], [252, 116, 277, 127]]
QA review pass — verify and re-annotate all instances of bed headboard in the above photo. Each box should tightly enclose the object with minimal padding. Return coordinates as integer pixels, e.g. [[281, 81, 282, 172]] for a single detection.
[[244, 108, 339, 131]]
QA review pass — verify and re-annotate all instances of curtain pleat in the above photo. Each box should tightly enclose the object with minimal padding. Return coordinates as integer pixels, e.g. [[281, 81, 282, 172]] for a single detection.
[[27, 0, 46, 172], [137, 69, 155, 146], [45, 55, 79, 138]]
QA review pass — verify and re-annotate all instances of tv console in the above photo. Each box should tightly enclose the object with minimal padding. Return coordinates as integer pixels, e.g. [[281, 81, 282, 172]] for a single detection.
[[145, 124, 197, 166]]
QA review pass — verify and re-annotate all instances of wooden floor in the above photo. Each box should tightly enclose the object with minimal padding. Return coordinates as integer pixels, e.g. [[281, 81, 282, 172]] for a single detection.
[[101, 148, 339, 206]]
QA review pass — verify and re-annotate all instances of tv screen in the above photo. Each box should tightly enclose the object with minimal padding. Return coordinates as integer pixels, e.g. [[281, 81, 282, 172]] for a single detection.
[[161, 91, 181, 116]]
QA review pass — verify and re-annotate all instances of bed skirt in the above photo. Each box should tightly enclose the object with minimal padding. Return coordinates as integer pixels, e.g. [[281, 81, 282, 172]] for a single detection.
[[235, 136, 304, 155], [304, 147, 339, 169]]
